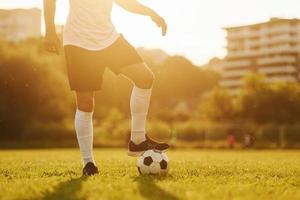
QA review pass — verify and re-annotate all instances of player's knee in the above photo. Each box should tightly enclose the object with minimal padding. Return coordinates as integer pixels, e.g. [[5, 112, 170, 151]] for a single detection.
[[135, 70, 155, 89], [77, 99, 94, 112], [76, 94, 94, 112]]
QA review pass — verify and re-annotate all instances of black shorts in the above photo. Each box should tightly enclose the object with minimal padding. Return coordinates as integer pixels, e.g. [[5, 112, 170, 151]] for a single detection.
[[64, 35, 144, 91]]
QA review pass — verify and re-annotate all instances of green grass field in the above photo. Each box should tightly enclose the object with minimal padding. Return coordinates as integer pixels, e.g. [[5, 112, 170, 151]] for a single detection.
[[0, 149, 299, 200]]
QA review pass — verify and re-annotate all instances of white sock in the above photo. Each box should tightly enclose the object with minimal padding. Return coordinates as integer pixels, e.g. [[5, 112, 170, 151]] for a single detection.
[[75, 109, 95, 166], [130, 86, 152, 144]]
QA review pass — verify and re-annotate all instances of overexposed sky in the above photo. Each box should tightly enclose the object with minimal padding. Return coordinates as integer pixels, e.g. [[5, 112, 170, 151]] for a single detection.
[[1, 0, 300, 65]]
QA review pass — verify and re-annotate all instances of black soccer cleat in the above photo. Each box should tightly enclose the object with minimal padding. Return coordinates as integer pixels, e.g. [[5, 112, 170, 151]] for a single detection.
[[82, 162, 99, 176], [128, 135, 170, 157]]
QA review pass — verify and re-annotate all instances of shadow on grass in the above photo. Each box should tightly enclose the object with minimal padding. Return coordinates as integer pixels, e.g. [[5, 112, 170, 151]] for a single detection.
[[42, 176, 88, 200], [134, 176, 179, 200]]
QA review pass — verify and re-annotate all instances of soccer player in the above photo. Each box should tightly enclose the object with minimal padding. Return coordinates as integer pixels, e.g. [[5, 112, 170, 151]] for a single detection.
[[43, 0, 170, 176]]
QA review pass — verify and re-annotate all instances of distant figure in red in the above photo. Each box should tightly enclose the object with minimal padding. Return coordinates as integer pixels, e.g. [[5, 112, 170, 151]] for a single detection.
[[227, 132, 236, 149]]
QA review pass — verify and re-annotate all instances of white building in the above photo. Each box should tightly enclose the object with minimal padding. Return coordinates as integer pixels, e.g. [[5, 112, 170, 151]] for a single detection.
[[0, 8, 41, 42], [220, 18, 300, 95]]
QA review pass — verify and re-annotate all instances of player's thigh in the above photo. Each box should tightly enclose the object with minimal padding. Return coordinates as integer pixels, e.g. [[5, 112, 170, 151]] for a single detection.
[[120, 63, 155, 89]]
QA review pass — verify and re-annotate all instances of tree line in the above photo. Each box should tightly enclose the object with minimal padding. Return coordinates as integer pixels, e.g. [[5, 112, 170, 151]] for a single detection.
[[0, 37, 219, 141]]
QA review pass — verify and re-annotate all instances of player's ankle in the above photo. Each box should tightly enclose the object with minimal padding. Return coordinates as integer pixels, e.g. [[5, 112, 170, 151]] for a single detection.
[[130, 133, 146, 145], [83, 157, 95, 166]]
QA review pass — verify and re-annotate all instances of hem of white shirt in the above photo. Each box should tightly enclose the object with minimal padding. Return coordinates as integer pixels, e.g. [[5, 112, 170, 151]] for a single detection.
[[63, 33, 121, 51]]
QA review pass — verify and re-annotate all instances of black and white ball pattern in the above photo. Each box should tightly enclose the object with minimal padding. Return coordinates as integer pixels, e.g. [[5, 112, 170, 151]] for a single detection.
[[137, 150, 169, 175]]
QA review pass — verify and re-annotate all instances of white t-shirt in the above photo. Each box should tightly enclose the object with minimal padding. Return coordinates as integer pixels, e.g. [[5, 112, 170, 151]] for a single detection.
[[63, 0, 120, 50]]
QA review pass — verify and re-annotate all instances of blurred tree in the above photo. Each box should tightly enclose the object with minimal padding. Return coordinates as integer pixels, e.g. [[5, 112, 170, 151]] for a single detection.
[[201, 73, 300, 124], [154, 55, 220, 105], [238, 73, 300, 123], [0, 39, 72, 139], [201, 88, 235, 121]]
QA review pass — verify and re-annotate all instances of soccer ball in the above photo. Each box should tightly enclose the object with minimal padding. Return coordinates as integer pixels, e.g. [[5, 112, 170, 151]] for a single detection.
[[137, 150, 169, 175]]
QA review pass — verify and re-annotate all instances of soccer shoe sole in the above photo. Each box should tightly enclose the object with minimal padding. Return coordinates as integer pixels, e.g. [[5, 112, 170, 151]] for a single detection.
[[127, 149, 167, 157], [128, 150, 145, 157]]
